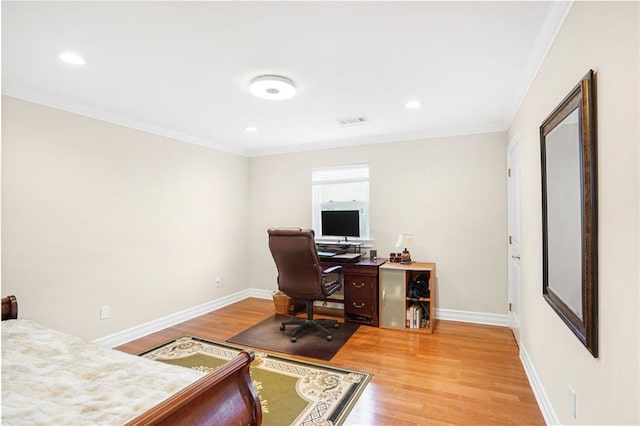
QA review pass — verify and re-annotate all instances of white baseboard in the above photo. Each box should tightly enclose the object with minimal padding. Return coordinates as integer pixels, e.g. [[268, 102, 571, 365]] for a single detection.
[[93, 288, 273, 348], [439, 309, 555, 424], [245, 288, 274, 300], [519, 343, 559, 425], [94, 291, 510, 348], [436, 307, 511, 327]]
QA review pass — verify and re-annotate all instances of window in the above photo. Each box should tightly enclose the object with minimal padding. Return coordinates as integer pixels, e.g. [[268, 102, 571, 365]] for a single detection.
[[312, 164, 370, 240]]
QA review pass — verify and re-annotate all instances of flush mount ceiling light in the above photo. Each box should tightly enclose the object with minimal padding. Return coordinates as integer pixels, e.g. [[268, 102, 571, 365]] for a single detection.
[[405, 101, 421, 109], [244, 126, 257, 132], [249, 75, 296, 100], [59, 51, 86, 66]]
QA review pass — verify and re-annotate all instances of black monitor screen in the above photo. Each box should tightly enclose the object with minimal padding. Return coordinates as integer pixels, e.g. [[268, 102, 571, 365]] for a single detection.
[[321, 210, 360, 238]]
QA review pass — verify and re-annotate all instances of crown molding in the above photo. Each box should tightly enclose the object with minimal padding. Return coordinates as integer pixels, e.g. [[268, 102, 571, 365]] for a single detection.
[[246, 125, 507, 157], [503, 1, 574, 128], [5, 0, 569, 163], [6, 88, 507, 158], [2, 89, 249, 157]]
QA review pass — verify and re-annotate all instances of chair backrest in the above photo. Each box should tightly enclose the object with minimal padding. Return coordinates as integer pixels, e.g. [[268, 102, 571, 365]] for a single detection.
[[267, 228, 325, 300]]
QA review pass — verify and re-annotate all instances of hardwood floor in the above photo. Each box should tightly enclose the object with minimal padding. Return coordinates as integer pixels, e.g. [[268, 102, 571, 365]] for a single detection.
[[116, 298, 544, 425]]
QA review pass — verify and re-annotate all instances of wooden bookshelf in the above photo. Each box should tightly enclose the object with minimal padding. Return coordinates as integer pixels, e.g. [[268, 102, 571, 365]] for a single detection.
[[379, 262, 436, 334]]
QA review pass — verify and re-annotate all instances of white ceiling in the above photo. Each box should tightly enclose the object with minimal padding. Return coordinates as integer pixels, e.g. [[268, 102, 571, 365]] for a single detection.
[[2, 1, 571, 157]]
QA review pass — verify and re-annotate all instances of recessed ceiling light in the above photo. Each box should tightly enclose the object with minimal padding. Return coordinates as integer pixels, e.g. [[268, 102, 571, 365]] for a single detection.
[[249, 75, 296, 100], [59, 51, 86, 66], [406, 101, 421, 109], [245, 126, 257, 132]]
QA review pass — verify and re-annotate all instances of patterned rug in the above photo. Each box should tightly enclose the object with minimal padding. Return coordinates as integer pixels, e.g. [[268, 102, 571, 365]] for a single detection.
[[139, 336, 371, 426]]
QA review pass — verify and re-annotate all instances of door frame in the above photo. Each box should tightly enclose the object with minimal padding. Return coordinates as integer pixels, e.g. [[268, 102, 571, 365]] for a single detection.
[[507, 135, 522, 343]]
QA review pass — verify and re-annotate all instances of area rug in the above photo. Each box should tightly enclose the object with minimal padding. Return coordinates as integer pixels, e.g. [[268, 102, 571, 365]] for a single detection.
[[140, 336, 371, 426], [227, 314, 360, 361]]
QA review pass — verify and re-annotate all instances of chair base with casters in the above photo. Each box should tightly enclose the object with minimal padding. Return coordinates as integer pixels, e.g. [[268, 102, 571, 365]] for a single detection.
[[280, 300, 339, 342]]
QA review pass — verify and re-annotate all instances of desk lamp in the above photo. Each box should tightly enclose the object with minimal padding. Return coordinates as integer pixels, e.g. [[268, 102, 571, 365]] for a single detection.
[[395, 233, 414, 264]]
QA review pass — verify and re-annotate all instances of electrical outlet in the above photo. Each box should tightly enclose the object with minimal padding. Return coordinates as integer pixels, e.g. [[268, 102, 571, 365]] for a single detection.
[[216, 277, 221, 288], [569, 386, 576, 419], [100, 305, 110, 320]]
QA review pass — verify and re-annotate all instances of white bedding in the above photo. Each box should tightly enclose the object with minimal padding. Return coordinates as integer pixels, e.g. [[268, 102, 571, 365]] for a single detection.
[[1, 319, 205, 425]]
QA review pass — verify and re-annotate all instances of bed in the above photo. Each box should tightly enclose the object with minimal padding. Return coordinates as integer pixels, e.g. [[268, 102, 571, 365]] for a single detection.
[[1, 295, 262, 425]]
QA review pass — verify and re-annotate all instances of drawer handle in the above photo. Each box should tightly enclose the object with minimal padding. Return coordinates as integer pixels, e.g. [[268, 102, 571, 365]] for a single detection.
[[352, 302, 365, 309], [352, 282, 365, 288]]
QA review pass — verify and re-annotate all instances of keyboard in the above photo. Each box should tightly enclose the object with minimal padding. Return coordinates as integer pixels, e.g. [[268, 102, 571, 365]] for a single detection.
[[317, 251, 337, 257]]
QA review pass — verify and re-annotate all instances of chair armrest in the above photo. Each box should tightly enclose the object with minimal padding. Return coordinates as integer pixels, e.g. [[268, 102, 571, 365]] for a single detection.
[[321, 265, 343, 297], [323, 265, 342, 275]]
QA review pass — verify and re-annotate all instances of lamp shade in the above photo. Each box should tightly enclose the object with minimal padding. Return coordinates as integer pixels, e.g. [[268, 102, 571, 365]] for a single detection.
[[395, 233, 414, 249]]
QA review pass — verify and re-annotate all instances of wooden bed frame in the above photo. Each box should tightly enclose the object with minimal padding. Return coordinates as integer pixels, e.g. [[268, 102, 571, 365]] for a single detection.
[[1, 295, 262, 426]]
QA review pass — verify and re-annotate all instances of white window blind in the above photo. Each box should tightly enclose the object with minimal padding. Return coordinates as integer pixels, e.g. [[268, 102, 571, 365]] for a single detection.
[[312, 163, 369, 184]]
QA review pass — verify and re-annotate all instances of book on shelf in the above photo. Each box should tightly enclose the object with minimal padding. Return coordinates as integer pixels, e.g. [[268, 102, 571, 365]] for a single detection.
[[406, 304, 423, 329]]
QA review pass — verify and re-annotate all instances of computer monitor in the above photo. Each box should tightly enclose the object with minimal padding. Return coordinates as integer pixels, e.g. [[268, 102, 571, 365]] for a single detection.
[[321, 210, 360, 238]]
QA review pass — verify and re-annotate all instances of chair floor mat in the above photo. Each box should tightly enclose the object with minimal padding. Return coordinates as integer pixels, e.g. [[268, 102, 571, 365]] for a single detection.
[[227, 314, 360, 361]]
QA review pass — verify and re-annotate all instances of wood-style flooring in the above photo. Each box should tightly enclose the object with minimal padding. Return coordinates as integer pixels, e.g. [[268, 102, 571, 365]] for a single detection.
[[116, 298, 544, 425]]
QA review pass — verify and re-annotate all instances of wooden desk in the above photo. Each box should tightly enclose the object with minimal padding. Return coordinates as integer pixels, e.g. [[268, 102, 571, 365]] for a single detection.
[[312, 258, 386, 327]]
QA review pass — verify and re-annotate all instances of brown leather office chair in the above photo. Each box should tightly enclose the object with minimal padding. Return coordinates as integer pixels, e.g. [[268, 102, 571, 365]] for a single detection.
[[267, 228, 343, 342]]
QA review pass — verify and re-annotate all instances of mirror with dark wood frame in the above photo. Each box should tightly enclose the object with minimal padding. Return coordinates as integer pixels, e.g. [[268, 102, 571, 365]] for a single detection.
[[540, 70, 598, 357]]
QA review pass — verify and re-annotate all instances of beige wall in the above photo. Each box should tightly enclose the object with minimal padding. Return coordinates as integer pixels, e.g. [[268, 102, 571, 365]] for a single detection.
[[2, 97, 508, 337], [249, 132, 509, 315], [1, 96, 250, 340], [508, 2, 639, 424], [7, 5, 637, 421]]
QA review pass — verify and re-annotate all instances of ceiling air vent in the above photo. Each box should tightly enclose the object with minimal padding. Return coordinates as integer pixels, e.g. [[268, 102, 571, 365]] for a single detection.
[[338, 117, 368, 127]]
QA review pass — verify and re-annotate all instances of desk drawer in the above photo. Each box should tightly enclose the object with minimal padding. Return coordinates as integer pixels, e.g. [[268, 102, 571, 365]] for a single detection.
[[344, 297, 374, 315], [344, 274, 378, 299], [344, 274, 376, 322], [345, 274, 376, 292]]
